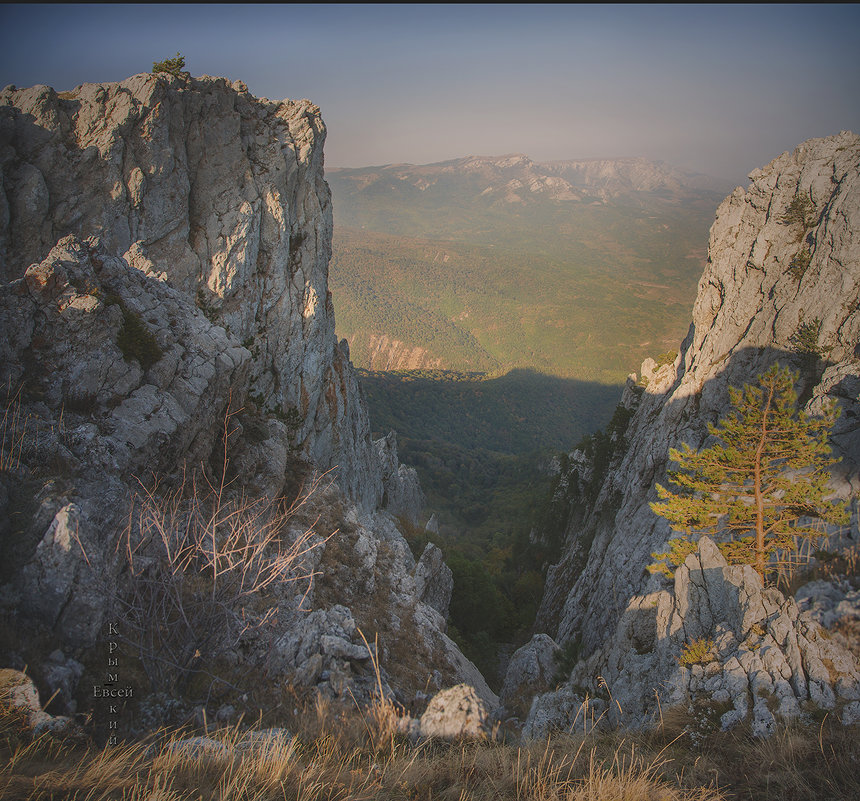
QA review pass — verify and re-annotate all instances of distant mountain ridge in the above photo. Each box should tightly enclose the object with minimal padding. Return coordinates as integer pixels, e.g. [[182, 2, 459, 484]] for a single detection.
[[329, 153, 730, 209]]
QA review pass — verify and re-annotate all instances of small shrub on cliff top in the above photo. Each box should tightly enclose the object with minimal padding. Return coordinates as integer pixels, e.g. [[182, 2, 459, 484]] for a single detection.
[[655, 350, 678, 367], [152, 53, 185, 76]]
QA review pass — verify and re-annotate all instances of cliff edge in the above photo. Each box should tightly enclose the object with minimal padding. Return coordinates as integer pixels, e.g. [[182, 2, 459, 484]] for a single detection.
[[0, 73, 494, 729], [517, 132, 860, 734]]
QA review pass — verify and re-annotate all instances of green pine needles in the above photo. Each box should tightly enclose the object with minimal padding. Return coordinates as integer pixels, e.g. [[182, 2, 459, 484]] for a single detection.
[[650, 364, 848, 580], [152, 53, 186, 76]]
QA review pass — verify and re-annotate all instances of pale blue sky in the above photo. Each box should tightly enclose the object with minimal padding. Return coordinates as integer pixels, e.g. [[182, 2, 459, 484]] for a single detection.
[[2, 4, 858, 186]]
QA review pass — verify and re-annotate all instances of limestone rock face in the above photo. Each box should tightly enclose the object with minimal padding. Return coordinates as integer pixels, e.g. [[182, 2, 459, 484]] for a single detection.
[[523, 687, 608, 741], [418, 683, 492, 740], [413, 542, 454, 619], [0, 74, 492, 723], [526, 538, 860, 735], [525, 132, 860, 733], [374, 431, 424, 524], [0, 236, 249, 643], [0, 73, 388, 508], [499, 633, 560, 719], [364, 333, 444, 371]]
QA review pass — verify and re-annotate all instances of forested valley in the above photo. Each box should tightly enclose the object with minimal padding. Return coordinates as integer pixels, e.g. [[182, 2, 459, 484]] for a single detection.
[[327, 156, 724, 682]]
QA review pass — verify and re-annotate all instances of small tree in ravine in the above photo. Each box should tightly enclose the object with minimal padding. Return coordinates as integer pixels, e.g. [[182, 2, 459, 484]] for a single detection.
[[650, 364, 848, 580]]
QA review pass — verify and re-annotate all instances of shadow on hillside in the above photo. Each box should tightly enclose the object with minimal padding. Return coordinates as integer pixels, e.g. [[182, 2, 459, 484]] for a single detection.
[[669, 343, 846, 435], [623, 341, 857, 525], [358, 367, 626, 455]]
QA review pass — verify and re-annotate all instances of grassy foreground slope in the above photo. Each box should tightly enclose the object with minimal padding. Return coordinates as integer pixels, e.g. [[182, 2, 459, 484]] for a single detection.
[[4, 690, 856, 801]]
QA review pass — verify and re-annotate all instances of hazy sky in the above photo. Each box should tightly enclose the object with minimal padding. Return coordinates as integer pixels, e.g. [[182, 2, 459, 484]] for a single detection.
[[2, 4, 858, 186]]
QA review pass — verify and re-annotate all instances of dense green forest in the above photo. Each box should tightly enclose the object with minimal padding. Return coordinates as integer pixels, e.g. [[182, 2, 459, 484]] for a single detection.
[[359, 368, 625, 680], [359, 369, 619, 454]]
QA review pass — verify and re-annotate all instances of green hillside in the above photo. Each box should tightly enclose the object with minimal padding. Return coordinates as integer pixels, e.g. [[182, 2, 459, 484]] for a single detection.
[[359, 368, 618, 454], [328, 175, 718, 382]]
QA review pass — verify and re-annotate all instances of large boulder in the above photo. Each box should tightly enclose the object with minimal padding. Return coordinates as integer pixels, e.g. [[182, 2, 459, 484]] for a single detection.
[[500, 633, 560, 718], [418, 684, 492, 740]]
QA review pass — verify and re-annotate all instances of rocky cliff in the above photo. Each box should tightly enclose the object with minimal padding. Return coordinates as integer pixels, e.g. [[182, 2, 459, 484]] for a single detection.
[[514, 132, 860, 733], [0, 72, 393, 507], [0, 72, 495, 729]]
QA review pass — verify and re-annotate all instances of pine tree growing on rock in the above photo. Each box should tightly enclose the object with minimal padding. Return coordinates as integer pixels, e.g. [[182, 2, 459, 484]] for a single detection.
[[651, 363, 848, 579]]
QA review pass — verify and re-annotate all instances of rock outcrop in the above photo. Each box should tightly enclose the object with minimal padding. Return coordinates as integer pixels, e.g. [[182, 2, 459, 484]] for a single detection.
[[525, 537, 859, 738], [521, 132, 860, 733], [364, 333, 444, 371], [0, 72, 397, 508], [499, 633, 560, 719], [0, 73, 490, 727], [397, 683, 493, 741]]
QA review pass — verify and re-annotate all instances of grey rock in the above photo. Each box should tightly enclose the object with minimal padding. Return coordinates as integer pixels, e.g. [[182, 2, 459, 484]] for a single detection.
[[165, 737, 230, 758], [0, 73, 410, 516], [413, 542, 453, 619], [418, 684, 491, 740], [528, 537, 860, 735], [31, 713, 76, 737], [0, 74, 492, 714], [538, 132, 860, 655], [374, 431, 424, 524], [43, 650, 84, 715], [523, 685, 608, 740], [320, 634, 371, 662], [19, 504, 85, 626], [3, 670, 41, 717], [500, 634, 560, 717], [530, 133, 860, 734], [235, 728, 294, 754]]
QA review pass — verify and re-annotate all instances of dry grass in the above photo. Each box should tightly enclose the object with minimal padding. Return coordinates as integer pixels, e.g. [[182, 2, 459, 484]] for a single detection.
[[3, 706, 858, 801], [0, 383, 29, 474], [0, 721, 728, 801], [111, 401, 334, 700], [3, 647, 859, 801]]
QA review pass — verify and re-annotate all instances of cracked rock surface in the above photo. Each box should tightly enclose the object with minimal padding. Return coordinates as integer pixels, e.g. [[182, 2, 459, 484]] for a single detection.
[[526, 537, 860, 737], [0, 74, 492, 720]]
